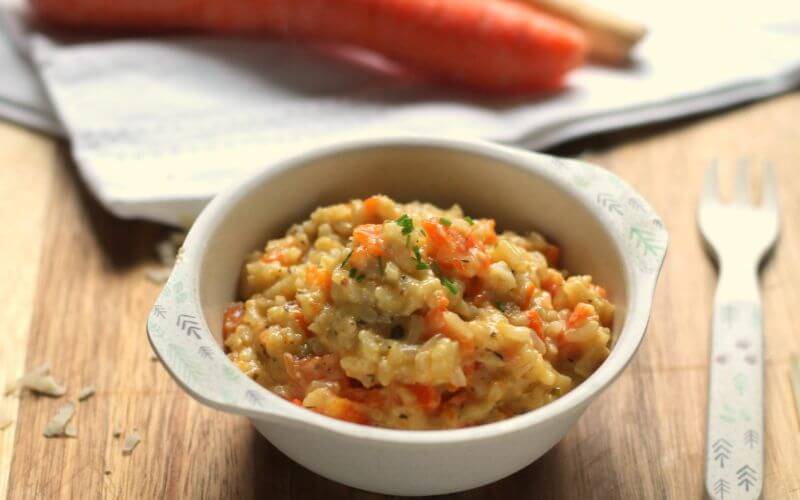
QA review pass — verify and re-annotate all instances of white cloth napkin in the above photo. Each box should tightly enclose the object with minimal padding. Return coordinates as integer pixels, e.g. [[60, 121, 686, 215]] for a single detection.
[[1, 0, 799, 226], [0, 14, 59, 134]]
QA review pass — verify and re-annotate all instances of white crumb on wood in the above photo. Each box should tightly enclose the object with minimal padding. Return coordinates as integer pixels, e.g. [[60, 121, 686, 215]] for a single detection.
[[5, 363, 51, 395], [23, 374, 66, 397], [0, 418, 13, 431], [77, 385, 96, 401], [122, 431, 142, 455], [8, 364, 65, 397], [64, 424, 78, 438], [44, 401, 76, 437]]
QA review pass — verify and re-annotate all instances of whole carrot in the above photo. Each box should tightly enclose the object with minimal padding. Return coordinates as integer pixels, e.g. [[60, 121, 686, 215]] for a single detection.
[[30, 0, 587, 92]]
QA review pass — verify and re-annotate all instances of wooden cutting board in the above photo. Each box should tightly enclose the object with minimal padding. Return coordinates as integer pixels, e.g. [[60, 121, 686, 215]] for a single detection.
[[1, 93, 800, 499]]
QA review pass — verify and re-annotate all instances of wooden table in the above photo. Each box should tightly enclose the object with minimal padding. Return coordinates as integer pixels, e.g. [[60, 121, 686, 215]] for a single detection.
[[1, 93, 799, 499]]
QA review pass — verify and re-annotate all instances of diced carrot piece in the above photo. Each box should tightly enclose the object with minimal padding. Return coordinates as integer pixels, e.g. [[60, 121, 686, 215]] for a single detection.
[[522, 282, 537, 309], [305, 264, 332, 293], [290, 398, 304, 407], [423, 219, 488, 277], [527, 309, 544, 338], [406, 384, 441, 411], [435, 292, 450, 310], [567, 303, 596, 329], [223, 302, 244, 339], [325, 397, 370, 425], [363, 195, 381, 219], [353, 224, 384, 257], [596, 285, 607, 298]]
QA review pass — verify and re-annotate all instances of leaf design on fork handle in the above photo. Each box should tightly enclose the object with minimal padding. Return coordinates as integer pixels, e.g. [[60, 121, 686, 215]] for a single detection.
[[712, 438, 731, 468], [736, 464, 757, 492], [713, 478, 730, 499]]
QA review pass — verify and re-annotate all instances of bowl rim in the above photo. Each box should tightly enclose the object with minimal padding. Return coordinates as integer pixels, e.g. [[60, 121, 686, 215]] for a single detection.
[[148, 135, 668, 444]]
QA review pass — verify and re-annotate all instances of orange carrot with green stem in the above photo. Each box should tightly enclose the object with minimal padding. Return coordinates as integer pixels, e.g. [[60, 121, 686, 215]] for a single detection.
[[31, 0, 587, 92]]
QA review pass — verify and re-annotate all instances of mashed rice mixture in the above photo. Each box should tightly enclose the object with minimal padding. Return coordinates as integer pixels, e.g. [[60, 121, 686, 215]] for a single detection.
[[224, 195, 613, 429]]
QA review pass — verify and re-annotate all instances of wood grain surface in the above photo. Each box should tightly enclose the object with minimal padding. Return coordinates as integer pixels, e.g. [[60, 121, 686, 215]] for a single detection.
[[2, 93, 800, 499]]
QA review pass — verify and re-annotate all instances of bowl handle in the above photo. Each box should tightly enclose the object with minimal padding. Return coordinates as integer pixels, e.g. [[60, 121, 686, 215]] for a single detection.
[[546, 155, 669, 283], [146, 259, 291, 419]]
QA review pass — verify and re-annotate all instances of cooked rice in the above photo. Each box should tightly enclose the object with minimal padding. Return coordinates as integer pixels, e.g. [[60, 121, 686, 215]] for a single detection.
[[224, 196, 614, 429]]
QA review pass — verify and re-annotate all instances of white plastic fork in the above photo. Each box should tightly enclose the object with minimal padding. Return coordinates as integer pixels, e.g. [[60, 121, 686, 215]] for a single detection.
[[698, 160, 779, 500]]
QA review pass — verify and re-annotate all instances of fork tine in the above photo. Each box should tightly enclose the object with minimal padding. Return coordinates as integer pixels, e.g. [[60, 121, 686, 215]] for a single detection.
[[702, 161, 719, 202], [761, 162, 779, 211], [734, 158, 750, 204]]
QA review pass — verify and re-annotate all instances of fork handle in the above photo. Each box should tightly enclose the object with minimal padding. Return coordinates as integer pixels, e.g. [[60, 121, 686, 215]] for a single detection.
[[704, 280, 764, 499]]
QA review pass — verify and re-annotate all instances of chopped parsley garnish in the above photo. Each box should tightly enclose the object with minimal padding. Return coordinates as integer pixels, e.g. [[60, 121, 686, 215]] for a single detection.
[[430, 261, 458, 294], [439, 217, 451, 227], [340, 249, 353, 268], [377, 256, 384, 274], [349, 267, 358, 278], [440, 276, 459, 295], [495, 301, 507, 312], [355, 273, 366, 282], [396, 214, 414, 235], [412, 246, 429, 270], [464, 216, 475, 225], [419, 227, 426, 236]]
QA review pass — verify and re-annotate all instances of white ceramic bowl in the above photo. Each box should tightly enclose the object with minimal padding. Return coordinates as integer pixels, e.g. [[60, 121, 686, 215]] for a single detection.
[[147, 136, 667, 496]]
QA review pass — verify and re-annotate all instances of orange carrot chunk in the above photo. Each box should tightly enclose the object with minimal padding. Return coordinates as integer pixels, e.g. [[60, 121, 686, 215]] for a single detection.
[[567, 303, 595, 328], [527, 309, 544, 338], [324, 397, 370, 425], [30, 0, 587, 92], [353, 224, 384, 257], [223, 302, 244, 339], [406, 384, 442, 411], [363, 195, 381, 219], [423, 219, 488, 277]]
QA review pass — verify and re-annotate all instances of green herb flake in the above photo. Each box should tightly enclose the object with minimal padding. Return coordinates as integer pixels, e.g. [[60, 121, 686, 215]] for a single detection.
[[349, 268, 358, 278], [440, 276, 459, 295], [355, 273, 366, 282], [396, 214, 414, 235], [340, 249, 353, 268], [412, 246, 429, 270], [464, 216, 475, 225], [377, 256, 384, 275], [439, 217, 452, 227]]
